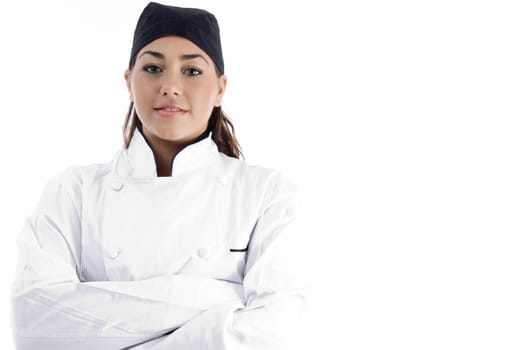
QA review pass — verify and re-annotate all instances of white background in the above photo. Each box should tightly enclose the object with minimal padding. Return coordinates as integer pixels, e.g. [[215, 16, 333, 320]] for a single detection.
[[1, 0, 525, 349]]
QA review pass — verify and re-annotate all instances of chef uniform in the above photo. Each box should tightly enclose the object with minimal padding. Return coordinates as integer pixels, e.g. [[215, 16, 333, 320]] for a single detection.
[[11, 126, 307, 349], [11, 2, 307, 349]]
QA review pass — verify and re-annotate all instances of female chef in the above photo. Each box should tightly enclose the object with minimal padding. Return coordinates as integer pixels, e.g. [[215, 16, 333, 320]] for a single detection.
[[10, 2, 307, 349]]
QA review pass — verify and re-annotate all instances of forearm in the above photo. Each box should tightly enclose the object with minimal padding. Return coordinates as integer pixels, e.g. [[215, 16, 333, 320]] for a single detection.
[[12, 276, 243, 350], [135, 292, 307, 350]]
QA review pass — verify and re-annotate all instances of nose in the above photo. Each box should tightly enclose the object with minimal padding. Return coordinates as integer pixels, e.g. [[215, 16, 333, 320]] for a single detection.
[[160, 74, 182, 96]]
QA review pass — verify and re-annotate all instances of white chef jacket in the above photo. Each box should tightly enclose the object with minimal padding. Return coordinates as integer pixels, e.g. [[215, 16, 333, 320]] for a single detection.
[[11, 129, 307, 349]]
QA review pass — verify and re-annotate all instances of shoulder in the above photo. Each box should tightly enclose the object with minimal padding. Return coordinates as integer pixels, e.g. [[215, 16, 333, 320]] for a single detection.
[[217, 153, 299, 205], [41, 160, 113, 205]]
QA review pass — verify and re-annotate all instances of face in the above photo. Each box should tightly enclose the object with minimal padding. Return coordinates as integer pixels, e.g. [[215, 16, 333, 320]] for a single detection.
[[125, 36, 227, 146]]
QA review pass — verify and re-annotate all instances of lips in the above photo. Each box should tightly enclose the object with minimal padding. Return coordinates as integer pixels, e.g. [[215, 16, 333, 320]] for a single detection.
[[153, 104, 188, 117], [154, 104, 188, 112]]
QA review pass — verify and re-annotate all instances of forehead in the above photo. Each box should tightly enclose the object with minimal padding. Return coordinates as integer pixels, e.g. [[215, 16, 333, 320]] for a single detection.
[[138, 36, 207, 58]]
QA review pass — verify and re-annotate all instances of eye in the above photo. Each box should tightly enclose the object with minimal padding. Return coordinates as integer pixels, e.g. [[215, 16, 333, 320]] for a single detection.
[[183, 67, 202, 77], [143, 64, 162, 74]]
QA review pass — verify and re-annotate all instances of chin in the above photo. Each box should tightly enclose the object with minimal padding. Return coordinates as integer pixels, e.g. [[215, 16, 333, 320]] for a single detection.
[[156, 130, 200, 144], [144, 122, 207, 144], [158, 133, 185, 142]]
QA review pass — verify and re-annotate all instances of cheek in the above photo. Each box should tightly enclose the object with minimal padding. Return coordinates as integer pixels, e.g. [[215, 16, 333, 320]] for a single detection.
[[195, 84, 220, 106], [132, 79, 153, 103], [131, 86, 154, 122], [199, 89, 220, 115]]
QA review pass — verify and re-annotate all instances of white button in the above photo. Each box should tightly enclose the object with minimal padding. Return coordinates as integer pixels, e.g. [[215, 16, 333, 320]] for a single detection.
[[108, 248, 120, 259], [217, 176, 228, 185], [197, 247, 210, 259], [112, 181, 123, 191]]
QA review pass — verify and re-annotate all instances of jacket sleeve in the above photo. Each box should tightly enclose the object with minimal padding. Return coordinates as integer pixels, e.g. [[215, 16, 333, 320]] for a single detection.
[[10, 168, 243, 350], [142, 172, 310, 350]]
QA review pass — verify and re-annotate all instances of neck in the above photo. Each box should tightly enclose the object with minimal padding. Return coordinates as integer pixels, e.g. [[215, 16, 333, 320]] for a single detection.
[[138, 126, 209, 177], [153, 148, 178, 177], [149, 138, 182, 177]]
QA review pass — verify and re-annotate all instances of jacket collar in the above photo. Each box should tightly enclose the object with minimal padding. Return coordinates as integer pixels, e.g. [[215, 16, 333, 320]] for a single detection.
[[117, 128, 219, 178]]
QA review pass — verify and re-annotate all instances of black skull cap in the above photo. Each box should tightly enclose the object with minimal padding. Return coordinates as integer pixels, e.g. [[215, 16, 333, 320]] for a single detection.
[[129, 2, 224, 74]]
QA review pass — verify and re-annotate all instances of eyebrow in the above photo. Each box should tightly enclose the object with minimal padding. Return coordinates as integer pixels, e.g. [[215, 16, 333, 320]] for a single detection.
[[139, 50, 210, 65]]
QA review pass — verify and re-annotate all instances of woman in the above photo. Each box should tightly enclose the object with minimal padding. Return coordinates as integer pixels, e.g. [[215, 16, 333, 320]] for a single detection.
[[10, 2, 306, 349]]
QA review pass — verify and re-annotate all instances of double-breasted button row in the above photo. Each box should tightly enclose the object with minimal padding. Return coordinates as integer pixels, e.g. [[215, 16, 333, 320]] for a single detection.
[[107, 248, 121, 259], [197, 247, 210, 259], [111, 180, 123, 191]]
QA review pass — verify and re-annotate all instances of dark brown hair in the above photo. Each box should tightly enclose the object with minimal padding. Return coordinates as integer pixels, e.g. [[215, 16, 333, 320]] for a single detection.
[[122, 103, 242, 159]]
